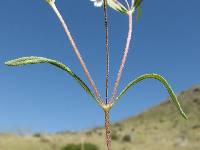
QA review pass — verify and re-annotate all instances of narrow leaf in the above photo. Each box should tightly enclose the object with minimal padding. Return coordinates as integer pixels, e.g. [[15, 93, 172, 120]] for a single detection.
[[115, 73, 188, 120], [107, 0, 128, 14], [134, 0, 143, 8], [131, 0, 143, 17], [5, 56, 95, 99], [136, 6, 142, 22]]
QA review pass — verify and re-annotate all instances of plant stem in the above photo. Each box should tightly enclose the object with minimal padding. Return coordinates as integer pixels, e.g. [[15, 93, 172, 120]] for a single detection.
[[103, 0, 110, 104], [111, 12, 133, 102], [49, 3, 102, 103], [104, 110, 112, 150], [125, 0, 131, 10]]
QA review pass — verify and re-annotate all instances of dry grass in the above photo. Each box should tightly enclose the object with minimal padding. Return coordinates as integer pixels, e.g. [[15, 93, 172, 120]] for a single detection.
[[0, 85, 200, 150]]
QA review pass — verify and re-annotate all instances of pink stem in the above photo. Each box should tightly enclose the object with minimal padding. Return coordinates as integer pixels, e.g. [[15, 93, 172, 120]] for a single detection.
[[50, 3, 102, 103], [111, 12, 133, 102], [105, 110, 112, 150]]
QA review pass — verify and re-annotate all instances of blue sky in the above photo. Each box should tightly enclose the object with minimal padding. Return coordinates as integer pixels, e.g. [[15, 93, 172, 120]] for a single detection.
[[0, 0, 200, 133]]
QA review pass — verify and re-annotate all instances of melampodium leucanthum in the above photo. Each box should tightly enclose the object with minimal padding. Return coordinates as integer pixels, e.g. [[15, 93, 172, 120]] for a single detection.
[[5, 0, 188, 150]]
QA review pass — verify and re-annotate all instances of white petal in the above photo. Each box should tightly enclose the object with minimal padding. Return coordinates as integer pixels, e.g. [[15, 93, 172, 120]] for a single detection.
[[90, 0, 103, 7]]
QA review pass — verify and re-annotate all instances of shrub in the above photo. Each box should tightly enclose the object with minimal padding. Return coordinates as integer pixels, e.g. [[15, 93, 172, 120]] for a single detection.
[[118, 127, 123, 131], [122, 134, 131, 142], [61, 143, 99, 150], [33, 133, 41, 138], [111, 133, 119, 140], [98, 132, 102, 136], [85, 131, 92, 136], [40, 137, 51, 143]]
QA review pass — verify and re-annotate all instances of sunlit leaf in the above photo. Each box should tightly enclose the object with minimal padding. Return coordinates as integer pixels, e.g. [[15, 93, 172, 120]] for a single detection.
[[115, 73, 188, 120], [5, 56, 95, 99]]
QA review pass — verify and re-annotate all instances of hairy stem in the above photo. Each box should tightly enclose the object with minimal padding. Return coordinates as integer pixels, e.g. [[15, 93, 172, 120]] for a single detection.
[[103, 0, 110, 104], [49, 3, 102, 103], [111, 12, 133, 101], [104, 110, 112, 150]]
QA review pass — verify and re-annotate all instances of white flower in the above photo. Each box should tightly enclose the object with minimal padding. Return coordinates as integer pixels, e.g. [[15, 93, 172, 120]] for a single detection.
[[90, 0, 103, 7]]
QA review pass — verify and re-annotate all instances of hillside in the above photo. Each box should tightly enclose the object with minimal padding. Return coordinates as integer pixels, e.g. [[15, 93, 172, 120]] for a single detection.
[[0, 85, 200, 150]]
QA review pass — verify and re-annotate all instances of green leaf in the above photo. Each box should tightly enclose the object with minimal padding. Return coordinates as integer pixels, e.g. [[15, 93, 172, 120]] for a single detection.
[[115, 73, 188, 120], [5, 56, 95, 99], [136, 6, 142, 22], [133, 0, 143, 8], [129, 0, 143, 15], [107, 0, 128, 14], [130, 0, 143, 17]]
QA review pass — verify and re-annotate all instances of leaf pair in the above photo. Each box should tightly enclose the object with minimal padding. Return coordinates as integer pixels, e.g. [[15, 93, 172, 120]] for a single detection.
[[5, 56, 95, 99], [5, 58, 188, 120]]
